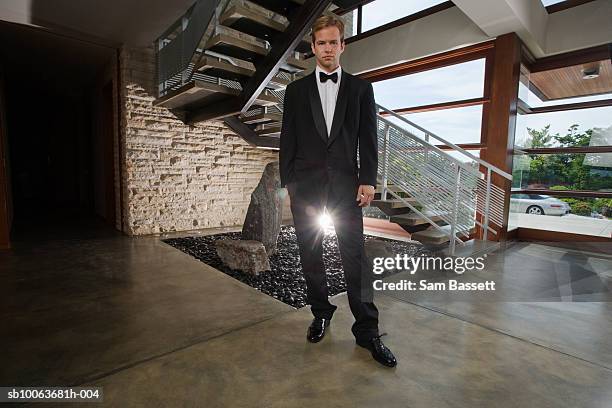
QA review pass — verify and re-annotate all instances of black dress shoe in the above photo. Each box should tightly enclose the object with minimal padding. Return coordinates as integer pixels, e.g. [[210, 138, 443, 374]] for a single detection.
[[307, 318, 330, 343], [356, 333, 397, 367]]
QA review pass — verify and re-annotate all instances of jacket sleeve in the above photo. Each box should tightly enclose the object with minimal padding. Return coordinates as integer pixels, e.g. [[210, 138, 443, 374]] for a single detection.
[[279, 83, 296, 188], [358, 82, 378, 187]]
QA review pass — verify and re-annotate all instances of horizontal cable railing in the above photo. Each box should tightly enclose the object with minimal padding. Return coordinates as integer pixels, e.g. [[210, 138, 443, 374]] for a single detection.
[[376, 103, 512, 254], [157, 0, 227, 97]]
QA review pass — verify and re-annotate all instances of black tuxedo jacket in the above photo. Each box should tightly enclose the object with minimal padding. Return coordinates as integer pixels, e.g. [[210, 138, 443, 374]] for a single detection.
[[279, 69, 378, 204]]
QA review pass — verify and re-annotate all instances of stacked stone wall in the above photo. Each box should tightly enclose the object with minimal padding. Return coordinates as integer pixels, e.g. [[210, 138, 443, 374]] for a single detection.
[[119, 46, 278, 235]]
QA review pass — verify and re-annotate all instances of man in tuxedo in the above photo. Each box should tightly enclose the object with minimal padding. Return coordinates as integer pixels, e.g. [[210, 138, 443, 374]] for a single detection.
[[279, 15, 396, 368]]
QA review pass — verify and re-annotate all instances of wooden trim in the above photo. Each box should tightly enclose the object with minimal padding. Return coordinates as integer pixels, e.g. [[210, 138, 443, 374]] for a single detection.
[[546, 0, 597, 14], [480, 51, 495, 145], [506, 227, 518, 240], [480, 33, 522, 242], [360, 40, 494, 82], [436, 143, 485, 151], [344, 2, 455, 45], [379, 97, 489, 116], [526, 99, 612, 114], [529, 44, 610, 73], [515, 145, 612, 154], [516, 227, 611, 242], [512, 189, 612, 199]]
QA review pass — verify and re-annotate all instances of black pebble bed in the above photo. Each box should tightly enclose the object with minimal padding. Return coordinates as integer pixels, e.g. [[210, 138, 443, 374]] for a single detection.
[[163, 225, 430, 309]]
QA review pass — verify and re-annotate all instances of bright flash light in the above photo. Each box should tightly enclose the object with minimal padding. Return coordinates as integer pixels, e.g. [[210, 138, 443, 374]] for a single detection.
[[318, 213, 333, 229]]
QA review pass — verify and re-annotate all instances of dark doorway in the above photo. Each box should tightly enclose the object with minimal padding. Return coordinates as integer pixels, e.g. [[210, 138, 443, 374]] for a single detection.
[[101, 82, 117, 226], [0, 21, 119, 243]]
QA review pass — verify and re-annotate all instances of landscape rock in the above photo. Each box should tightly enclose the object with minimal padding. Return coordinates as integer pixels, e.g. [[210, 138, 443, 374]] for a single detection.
[[242, 161, 283, 255], [215, 239, 271, 275]]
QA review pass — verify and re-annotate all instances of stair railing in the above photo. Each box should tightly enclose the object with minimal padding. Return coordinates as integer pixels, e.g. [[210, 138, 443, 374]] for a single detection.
[[376, 103, 512, 254], [156, 0, 227, 97]]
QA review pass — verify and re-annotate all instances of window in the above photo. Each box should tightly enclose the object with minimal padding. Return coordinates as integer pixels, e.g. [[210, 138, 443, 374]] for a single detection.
[[512, 152, 612, 191], [540, 0, 565, 6], [361, 0, 448, 32], [515, 106, 612, 149], [387, 105, 483, 145], [372, 59, 486, 110], [509, 57, 612, 237], [338, 0, 451, 40]]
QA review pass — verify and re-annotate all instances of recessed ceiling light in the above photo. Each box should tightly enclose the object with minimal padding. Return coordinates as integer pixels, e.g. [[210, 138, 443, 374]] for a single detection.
[[582, 67, 600, 79]]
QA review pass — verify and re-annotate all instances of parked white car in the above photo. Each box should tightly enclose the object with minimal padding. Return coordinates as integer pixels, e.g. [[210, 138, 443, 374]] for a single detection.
[[510, 194, 571, 216]]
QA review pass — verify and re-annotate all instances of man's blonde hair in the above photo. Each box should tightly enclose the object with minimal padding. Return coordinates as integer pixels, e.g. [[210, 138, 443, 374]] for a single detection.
[[310, 14, 345, 44]]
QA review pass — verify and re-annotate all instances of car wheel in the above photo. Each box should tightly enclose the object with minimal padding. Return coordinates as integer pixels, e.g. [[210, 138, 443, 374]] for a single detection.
[[526, 205, 544, 215]]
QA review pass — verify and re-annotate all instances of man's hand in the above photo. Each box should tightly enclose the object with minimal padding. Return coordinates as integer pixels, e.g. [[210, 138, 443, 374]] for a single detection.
[[356, 185, 375, 207]]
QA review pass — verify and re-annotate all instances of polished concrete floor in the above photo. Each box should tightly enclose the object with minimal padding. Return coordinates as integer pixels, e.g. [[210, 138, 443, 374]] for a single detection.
[[2, 217, 612, 407]]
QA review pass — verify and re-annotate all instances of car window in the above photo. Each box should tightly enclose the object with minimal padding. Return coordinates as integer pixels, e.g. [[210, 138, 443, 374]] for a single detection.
[[528, 195, 548, 200]]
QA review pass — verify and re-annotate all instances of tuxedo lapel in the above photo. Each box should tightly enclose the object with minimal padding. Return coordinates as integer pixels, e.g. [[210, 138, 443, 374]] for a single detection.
[[327, 70, 349, 146], [307, 73, 328, 143]]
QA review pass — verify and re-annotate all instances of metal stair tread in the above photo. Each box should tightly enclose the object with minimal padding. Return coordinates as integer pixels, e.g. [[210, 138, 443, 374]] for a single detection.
[[411, 225, 472, 246], [214, 25, 269, 48], [154, 80, 277, 110], [246, 0, 304, 17], [285, 56, 308, 70], [195, 56, 256, 80], [371, 198, 417, 208], [390, 211, 448, 226], [204, 27, 269, 61], [219, 0, 289, 38], [267, 75, 290, 89], [240, 112, 282, 124], [295, 33, 313, 53]]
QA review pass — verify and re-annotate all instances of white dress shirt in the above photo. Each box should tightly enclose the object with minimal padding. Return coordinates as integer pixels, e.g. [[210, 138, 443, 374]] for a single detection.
[[315, 64, 342, 136]]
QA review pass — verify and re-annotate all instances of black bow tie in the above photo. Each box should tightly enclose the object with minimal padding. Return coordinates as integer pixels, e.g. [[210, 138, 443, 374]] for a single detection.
[[319, 71, 338, 83]]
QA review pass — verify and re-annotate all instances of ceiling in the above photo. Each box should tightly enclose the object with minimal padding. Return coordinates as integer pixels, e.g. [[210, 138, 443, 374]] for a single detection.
[[0, 0, 196, 47], [0, 20, 115, 89], [530, 59, 612, 101]]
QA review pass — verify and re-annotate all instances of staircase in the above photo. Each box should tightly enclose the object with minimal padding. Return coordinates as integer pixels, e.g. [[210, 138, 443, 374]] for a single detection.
[[154, 0, 342, 144], [371, 104, 513, 255], [154, 0, 513, 256]]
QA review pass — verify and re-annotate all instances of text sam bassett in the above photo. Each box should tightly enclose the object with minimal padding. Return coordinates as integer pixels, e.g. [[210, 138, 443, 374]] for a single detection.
[[374, 279, 496, 291]]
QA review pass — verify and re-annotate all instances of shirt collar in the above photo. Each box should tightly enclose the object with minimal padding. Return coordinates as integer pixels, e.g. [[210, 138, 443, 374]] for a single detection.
[[315, 64, 342, 82]]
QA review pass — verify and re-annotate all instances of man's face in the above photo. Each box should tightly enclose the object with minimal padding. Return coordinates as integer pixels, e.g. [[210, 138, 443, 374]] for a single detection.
[[311, 26, 345, 72]]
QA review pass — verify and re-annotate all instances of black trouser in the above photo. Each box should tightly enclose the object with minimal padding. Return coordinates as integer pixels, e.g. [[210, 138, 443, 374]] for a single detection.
[[289, 182, 379, 343]]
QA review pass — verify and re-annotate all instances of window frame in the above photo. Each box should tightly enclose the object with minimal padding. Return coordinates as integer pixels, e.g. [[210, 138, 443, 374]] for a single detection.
[[359, 40, 495, 150], [512, 44, 612, 201], [333, 1, 454, 44]]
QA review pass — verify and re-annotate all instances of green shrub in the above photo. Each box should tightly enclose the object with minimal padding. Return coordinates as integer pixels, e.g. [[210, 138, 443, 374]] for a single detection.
[[572, 202, 592, 216], [593, 198, 612, 217]]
